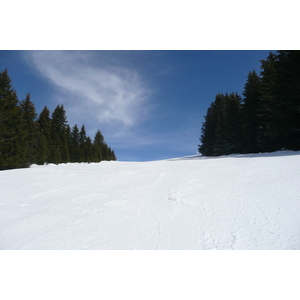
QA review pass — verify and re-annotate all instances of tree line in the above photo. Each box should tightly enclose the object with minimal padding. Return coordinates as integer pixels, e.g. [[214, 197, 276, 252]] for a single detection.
[[199, 50, 300, 156], [0, 68, 116, 170]]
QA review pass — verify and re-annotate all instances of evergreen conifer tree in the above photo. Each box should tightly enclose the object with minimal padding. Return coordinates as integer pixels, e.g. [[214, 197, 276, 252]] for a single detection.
[[110, 150, 117, 161], [85, 136, 93, 163], [79, 124, 87, 162], [49, 105, 69, 163], [241, 70, 262, 153], [93, 130, 104, 162], [37, 106, 52, 163], [223, 92, 243, 154], [268, 51, 300, 150], [199, 104, 217, 156], [0, 69, 28, 169], [70, 124, 80, 162], [35, 131, 47, 165], [20, 93, 38, 164], [199, 93, 242, 156], [256, 50, 300, 151], [257, 51, 280, 151]]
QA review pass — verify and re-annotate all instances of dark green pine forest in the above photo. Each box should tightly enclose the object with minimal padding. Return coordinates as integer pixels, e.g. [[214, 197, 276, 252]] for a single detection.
[[199, 50, 300, 156], [0, 68, 116, 170]]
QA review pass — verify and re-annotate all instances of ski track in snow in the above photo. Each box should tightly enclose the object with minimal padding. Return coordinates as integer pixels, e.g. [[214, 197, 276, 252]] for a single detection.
[[1, 151, 300, 250]]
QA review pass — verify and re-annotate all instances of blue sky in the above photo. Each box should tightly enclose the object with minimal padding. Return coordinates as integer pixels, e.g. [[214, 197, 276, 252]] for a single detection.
[[0, 50, 272, 161]]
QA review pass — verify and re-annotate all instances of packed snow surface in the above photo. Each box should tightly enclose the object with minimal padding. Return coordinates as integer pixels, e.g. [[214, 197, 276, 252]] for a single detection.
[[1, 151, 300, 250]]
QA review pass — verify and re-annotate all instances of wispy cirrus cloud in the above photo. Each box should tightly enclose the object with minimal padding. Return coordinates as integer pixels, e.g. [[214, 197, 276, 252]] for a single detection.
[[25, 51, 153, 133]]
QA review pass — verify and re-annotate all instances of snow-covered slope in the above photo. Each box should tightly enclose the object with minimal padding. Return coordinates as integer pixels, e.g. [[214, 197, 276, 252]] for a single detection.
[[1, 151, 300, 250]]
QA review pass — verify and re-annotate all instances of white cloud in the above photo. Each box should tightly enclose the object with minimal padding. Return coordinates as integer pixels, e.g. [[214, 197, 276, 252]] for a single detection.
[[25, 51, 152, 131]]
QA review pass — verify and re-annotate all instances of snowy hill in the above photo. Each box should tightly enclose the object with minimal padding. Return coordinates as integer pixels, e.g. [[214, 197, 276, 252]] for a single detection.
[[1, 151, 300, 250]]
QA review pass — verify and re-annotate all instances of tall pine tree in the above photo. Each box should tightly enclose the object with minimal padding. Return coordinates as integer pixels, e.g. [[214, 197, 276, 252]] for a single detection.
[[93, 130, 104, 162], [79, 124, 87, 162], [70, 124, 80, 162], [199, 93, 242, 156], [268, 51, 300, 150], [20, 93, 38, 164], [241, 70, 262, 153], [49, 105, 69, 164], [257, 51, 281, 151], [0, 69, 28, 169], [37, 106, 51, 163]]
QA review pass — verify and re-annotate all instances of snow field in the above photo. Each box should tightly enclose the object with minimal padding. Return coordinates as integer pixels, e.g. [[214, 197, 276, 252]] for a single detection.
[[1, 151, 300, 250]]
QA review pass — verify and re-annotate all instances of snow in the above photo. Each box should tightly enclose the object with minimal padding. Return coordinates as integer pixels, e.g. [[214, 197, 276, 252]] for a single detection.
[[1, 151, 300, 250]]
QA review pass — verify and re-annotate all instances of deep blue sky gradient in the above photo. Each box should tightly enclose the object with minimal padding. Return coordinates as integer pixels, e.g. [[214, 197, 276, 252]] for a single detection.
[[0, 50, 272, 161]]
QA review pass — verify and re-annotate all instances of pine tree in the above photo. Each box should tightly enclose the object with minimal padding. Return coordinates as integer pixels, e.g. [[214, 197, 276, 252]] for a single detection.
[[93, 130, 104, 162], [49, 105, 69, 163], [0, 69, 28, 169], [256, 52, 278, 151], [20, 93, 38, 164], [256, 50, 300, 151], [110, 150, 117, 161], [70, 124, 81, 162], [65, 124, 72, 162], [198, 103, 217, 156], [37, 106, 52, 162], [35, 131, 47, 165], [85, 136, 93, 163], [241, 70, 262, 153], [102, 145, 110, 160], [269, 51, 300, 150], [222, 92, 243, 154], [79, 124, 87, 162], [199, 93, 242, 156]]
